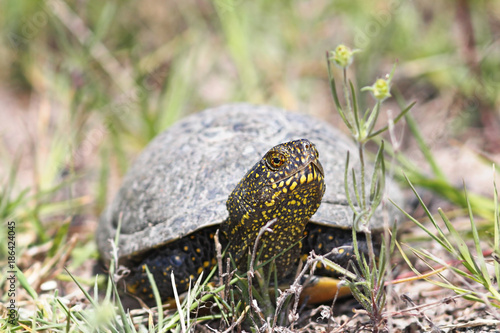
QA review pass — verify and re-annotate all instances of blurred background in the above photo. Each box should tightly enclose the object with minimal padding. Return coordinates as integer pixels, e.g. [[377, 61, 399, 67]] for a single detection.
[[0, 0, 499, 306]]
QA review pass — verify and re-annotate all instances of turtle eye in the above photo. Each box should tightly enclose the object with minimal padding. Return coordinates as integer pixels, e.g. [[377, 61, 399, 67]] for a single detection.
[[266, 152, 286, 169]]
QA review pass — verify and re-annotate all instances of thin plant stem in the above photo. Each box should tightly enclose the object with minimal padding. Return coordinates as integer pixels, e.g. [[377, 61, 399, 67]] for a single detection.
[[358, 143, 367, 213]]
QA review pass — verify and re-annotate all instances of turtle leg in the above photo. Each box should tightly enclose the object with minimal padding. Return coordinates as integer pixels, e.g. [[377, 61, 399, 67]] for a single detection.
[[299, 225, 380, 304], [123, 226, 219, 305], [301, 224, 377, 276]]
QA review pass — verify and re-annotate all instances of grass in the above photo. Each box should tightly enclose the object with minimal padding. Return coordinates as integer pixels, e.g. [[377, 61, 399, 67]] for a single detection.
[[394, 174, 500, 309], [1, 0, 500, 331]]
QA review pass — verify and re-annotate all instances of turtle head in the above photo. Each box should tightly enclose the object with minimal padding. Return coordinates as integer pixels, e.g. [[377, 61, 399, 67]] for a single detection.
[[259, 139, 324, 198], [222, 139, 326, 272]]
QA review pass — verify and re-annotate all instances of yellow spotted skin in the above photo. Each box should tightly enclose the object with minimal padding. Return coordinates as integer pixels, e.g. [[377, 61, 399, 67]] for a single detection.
[[301, 224, 373, 276], [221, 139, 325, 277], [124, 225, 219, 303]]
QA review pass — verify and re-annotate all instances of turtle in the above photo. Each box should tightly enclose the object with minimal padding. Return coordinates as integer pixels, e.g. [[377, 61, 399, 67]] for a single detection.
[[96, 103, 402, 304]]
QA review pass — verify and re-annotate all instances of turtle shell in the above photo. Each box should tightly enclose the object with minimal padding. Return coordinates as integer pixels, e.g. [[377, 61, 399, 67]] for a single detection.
[[96, 104, 402, 261]]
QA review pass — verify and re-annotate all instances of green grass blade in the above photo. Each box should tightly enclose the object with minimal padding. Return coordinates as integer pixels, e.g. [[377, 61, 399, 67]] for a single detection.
[[464, 186, 491, 288], [390, 197, 443, 249], [48, 219, 70, 257], [494, 168, 500, 288], [144, 266, 163, 330], [368, 141, 385, 216], [404, 112, 447, 181], [349, 80, 359, 127], [91, 2, 117, 45], [214, 0, 260, 102], [344, 152, 357, 213], [16, 265, 38, 300], [157, 51, 194, 134], [395, 240, 422, 278], [350, 80, 361, 136], [65, 268, 98, 308], [367, 101, 415, 139], [393, 175, 454, 252], [438, 208, 477, 275], [111, 279, 135, 333], [351, 168, 361, 214], [366, 101, 381, 137], [0, 156, 23, 219], [326, 52, 349, 130]]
